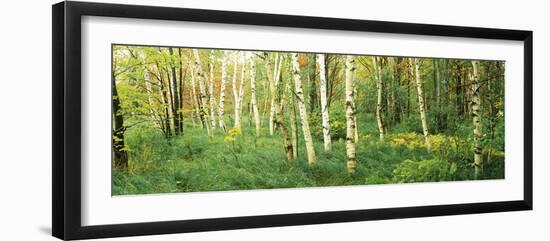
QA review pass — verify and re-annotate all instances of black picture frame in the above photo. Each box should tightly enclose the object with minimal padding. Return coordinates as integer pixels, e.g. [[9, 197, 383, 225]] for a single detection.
[[52, 1, 533, 240]]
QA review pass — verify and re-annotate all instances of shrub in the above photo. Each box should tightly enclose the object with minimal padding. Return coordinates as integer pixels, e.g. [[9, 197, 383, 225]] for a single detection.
[[393, 158, 458, 183]]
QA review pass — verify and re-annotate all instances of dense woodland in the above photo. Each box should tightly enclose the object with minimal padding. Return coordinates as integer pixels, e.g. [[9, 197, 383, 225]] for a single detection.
[[112, 45, 505, 195]]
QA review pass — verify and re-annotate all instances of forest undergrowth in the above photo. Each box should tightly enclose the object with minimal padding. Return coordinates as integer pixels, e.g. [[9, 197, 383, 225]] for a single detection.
[[113, 113, 503, 195]]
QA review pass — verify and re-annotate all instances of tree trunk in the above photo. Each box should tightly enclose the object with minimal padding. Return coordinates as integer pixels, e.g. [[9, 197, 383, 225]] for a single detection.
[[157, 65, 172, 138], [218, 50, 228, 132], [190, 63, 203, 128], [268, 54, 282, 136], [308, 54, 317, 113], [393, 57, 402, 123], [413, 58, 431, 150], [112, 70, 128, 169], [234, 53, 247, 129], [387, 57, 397, 126], [164, 66, 175, 136], [178, 48, 185, 133], [291, 53, 317, 166], [248, 101, 253, 127], [275, 76, 294, 161], [287, 83, 298, 160], [373, 56, 385, 140], [441, 59, 449, 129], [317, 54, 332, 151], [189, 82, 197, 127], [344, 55, 357, 174], [168, 48, 181, 135], [434, 59, 441, 131], [192, 49, 213, 137], [471, 60, 483, 179], [249, 53, 261, 136], [208, 52, 217, 129]]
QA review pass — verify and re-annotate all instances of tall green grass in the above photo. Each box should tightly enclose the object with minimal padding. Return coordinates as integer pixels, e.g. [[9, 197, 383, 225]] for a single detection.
[[112, 114, 504, 195]]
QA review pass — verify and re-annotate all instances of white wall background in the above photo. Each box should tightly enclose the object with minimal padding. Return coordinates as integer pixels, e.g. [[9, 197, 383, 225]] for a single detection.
[[0, 0, 547, 240]]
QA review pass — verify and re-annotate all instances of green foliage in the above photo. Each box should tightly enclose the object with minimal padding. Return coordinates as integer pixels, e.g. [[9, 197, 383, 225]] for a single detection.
[[112, 46, 506, 195], [309, 106, 347, 142], [113, 120, 504, 195], [393, 158, 458, 183]]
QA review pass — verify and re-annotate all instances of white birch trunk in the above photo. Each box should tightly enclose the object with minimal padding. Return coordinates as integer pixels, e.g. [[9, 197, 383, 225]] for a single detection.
[[291, 53, 317, 166], [345, 55, 357, 174], [471, 60, 483, 178], [208, 53, 216, 129], [275, 80, 294, 161], [249, 53, 261, 136], [317, 54, 332, 151], [189, 63, 203, 128], [217, 51, 228, 132], [234, 53, 246, 129], [282, 82, 298, 160], [192, 49, 213, 137], [373, 56, 385, 140], [268, 54, 281, 136], [413, 58, 431, 150]]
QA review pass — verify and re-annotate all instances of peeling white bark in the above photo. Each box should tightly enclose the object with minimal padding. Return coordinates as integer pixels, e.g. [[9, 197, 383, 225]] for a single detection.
[[268, 54, 282, 136], [192, 49, 213, 137], [471, 60, 482, 178], [317, 54, 332, 151], [413, 58, 431, 150], [218, 51, 228, 132], [234, 53, 247, 129], [208, 53, 217, 129], [373, 56, 385, 140], [249, 53, 261, 136], [189, 62, 203, 128], [345, 55, 357, 174], [291, 53, 317, 166]]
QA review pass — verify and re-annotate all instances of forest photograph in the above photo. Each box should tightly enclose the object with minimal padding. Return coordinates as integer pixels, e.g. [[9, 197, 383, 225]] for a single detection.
[[111, 44, 505, 195]]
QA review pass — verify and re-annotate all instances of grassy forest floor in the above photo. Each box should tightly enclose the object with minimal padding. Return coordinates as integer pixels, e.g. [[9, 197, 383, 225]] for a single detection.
[[112, 113, 504, 195]]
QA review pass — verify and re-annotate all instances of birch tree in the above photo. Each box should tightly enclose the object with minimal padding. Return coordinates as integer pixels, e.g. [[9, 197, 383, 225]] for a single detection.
[[208, 52, 217, 129], [274, 75, 294, 161], [155, 62, 173, 137], [284, 81, 299, 160], [291, 53, 317, 166], [268, 53, 281, 136], [471, 60, 482, 178], [217, 51, 228, 132], [317, 54, 332, 151], [192, 49, 213, 137], [344, 55, 357, 174], [373, 56, 385, 140], [189, 63, 203, 128], [249, 53, 261, 136], [168, 48, 181, 135], [188, 80, 197, 127], [234, 53, 247, 129], [413, 58, 431, 150]]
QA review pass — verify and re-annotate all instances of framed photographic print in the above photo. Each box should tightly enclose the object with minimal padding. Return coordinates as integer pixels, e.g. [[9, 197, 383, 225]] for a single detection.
[[52, 1, 533, 240]]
